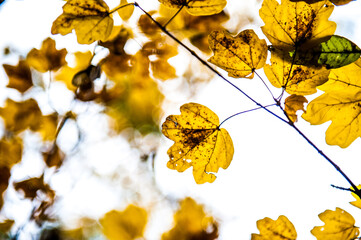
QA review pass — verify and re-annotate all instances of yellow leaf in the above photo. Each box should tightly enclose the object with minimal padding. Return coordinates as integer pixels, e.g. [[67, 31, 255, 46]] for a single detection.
[[350, 185, 361, 209], [0, 98, 42, 133], [259, 0, 336, 51], [26, 37, 67, 72], [55, 51, 93, 91], [162, 103, 234, 184], [100, 205, 147, 240], [208, 29, 268, 79], [284, 95, 308, 122], [251, 215, 297, 240], [264, 49, 329, 95], [117, 0, 134, 21], [0, 137, 23, 169], [51, 0, 113, 44], [311, 207, 360, 240], [0, 219, 14, 234], [3, 60, 33, 93], [162, 198, 218, 240], [159, 0, 227, 16], [0, 167, 10, 210], [302, 59, 361, 148]]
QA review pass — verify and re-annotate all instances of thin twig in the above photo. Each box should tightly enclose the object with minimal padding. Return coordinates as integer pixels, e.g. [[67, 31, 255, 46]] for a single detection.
[[163, 5, 184, 29]]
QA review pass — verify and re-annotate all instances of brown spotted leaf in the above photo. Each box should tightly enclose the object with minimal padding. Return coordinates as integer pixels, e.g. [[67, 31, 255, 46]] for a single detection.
[[162, 103, 234, 184], [251, 215, 297, 240], [3, 60, 33, 93], [208, 29, 268, 79], [284, 95, 308, 122]]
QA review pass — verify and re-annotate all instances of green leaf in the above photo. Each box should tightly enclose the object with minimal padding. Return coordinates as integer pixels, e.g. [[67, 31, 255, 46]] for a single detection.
[[318, 35, 361, 68]]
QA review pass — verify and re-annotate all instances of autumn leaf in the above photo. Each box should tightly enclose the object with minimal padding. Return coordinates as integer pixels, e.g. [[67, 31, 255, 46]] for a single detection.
[[0, 137, 23, 169], [51, 0, 113, 44], [100, 205, 147, 240], [259, 0, 336, 51], [3, 60, 33, 93], [99, 25, 133, 55], [43, 145, 65, 169], [162, 103, 234, 184], [117, 0, 134, 21], [162, 198, 218, 240], [290, 0, 354, 5], [208, 29, 268, 79], [0, 167, 10, 210], [350, 185, 361, 209], [264, 49, 329, 95], [26, 37, 67, 72], [251, 215, 297, 240], [311, 207, 360, 240], [55, 51, 93, 91], [14, 175, 55, 201], [284, 95, 308, 122], [159, 0, 227, 16], [0, 219, 14, 235], [302, 59, 361, 148]]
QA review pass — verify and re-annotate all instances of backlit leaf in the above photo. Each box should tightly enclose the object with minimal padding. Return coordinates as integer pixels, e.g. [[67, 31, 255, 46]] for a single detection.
[[51, 0, 113, 44], [311, 208, 360, 240], [3, 60, 33, 93], [259, 0, 336, 51], [264, 49, 329, 95], [208, 29, 268, 79], [117, 0, 134, 21], [318, 35, 361, 68], [162, 198, 218, 240], [284, 95, 308, 122], [251, 215, 297, 240], [100, 205, 147, 240], [26, 37, 67, 72], [159, 0, 227, 16], [162, 103, 234, 184], [302, 59, 361, 148]]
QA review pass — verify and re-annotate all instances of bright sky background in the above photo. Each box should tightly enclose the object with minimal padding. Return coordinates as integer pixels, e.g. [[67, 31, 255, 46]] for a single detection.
[[1, 0, 361, 239]]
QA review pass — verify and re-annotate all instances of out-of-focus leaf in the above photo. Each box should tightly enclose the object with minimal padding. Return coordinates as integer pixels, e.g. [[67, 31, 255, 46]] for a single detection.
[[0, 137, 23, 168], [264, 49, 329, 95], [311, 207, 360, 240], [0, 167, 10, 210], [117, 0, 134, 21], [43, 145, 65, 169], [318, 35, 361, 68], [55, 51, 93, 91], [302, 59, 361, 148], [0, 98, 42, 133], [159, 0, 227, 16], [14, 175, 55, 201], [99, 26, 133, 55], [0, 219, 14, 234], [3, 60, 33, 93], [162, 103, 234, 184], [284, 95, 308, 122], [26, 37, 67, 72], [208, 29, 267, 79], [259, 0, 336, 51], [100, 205, 147, 240], [251, 215, 297, 240], [51, 0, 113, 44], [162, 198, 218, 240]]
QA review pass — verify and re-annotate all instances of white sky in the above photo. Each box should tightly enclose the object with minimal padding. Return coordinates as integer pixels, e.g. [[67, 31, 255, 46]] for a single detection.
[[1, 0, 361, 239]]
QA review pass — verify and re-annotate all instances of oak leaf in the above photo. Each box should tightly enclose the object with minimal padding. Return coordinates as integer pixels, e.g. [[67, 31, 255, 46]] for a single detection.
[[162, 198, 218, 240], [51, 0, 113, 44], [159, 0, 227, 16], [162, 103, 234, 184], [26, 37, 67, 72], [251, 215, 297, 240], [208, 29, 268, 79], [3, 60, 33, 93], [100, 205, 147, 240], [311, 207, 360, 240], [264, 49, 329, 95], [302, 59, 361, 147], [259, 0, 336, 51], [284, 95, 308, 122]]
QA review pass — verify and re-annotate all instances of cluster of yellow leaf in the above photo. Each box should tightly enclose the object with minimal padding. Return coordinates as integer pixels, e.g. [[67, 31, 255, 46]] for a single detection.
[[162, 103, 234, 184], [253, 207, 360, 240]]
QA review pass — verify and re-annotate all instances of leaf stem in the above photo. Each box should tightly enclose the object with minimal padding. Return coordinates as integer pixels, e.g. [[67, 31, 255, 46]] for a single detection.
[[134, 2, 288, 125], [219, 104, 277, 127], [109, 3, 135, 15]]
